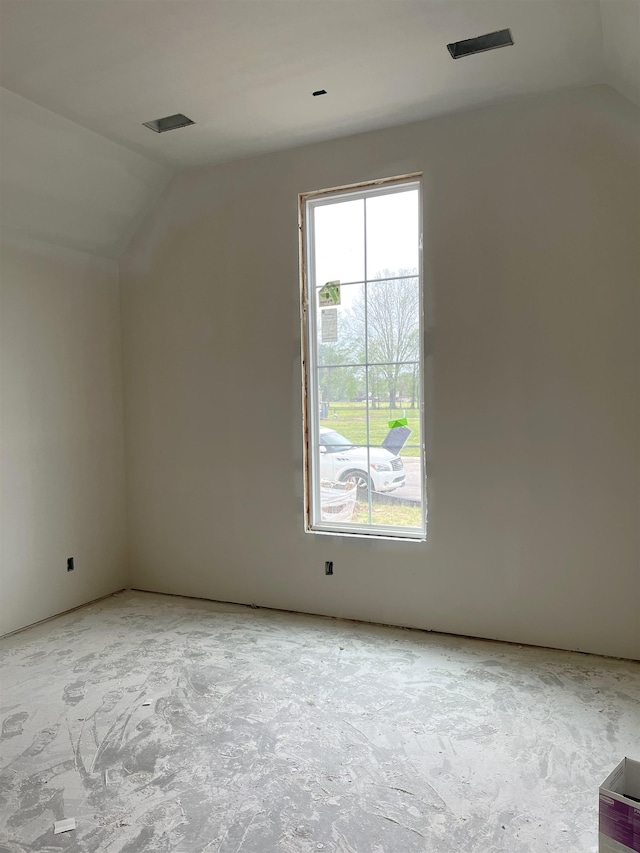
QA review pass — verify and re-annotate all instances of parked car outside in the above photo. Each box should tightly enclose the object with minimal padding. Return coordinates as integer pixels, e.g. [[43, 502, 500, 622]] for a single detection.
[[319, 427, 405, 493]]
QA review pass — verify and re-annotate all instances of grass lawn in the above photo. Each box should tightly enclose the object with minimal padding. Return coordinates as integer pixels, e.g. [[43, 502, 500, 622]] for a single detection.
[[352, 500, 423, 527], [320, 401, 421, 457]]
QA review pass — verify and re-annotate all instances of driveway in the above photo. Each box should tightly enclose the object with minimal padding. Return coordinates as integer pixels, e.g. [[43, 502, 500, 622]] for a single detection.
[[393, 456, 422, 501]]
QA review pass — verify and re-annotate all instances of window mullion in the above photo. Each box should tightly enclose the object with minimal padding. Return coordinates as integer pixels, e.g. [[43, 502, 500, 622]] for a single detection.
[[363, 197, 372, 525]]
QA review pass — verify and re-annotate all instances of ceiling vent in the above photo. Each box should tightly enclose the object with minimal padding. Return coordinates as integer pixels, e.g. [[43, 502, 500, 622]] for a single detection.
[[142, 114, 195, 133], [447, 29, 513, 59]]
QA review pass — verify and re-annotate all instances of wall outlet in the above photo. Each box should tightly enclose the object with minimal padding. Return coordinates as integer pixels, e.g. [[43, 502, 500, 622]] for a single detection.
[[325, 561, 333, 575], [67, 557, 74, 572]]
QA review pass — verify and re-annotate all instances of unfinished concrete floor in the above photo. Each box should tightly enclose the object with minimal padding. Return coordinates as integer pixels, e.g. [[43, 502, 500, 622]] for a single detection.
[[0, 591, 638, 852]]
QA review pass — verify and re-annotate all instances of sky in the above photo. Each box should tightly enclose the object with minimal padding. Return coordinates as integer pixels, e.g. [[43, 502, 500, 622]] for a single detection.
[[312, 186, 419, 314]]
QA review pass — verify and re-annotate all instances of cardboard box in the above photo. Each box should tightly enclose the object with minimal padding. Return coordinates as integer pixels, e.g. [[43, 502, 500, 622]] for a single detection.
[[599, 758, 640, 853]]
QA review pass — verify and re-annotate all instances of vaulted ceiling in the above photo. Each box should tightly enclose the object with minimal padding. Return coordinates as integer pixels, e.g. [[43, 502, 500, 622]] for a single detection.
[[0, 0, 638, 256]]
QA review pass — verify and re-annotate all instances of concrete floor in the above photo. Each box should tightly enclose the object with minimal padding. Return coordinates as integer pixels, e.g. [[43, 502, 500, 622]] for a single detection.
[[0, 591, 638, 852]]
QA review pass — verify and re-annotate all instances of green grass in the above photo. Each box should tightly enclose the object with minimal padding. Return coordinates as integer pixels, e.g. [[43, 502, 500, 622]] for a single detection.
[[320, 402, 421, 457], [352, 501, 423, 527]]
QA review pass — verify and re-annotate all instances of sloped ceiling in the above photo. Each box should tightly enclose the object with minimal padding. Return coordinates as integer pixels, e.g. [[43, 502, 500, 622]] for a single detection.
[[0, 88, 172, 258], [600, 0, 640, 106], [0, 0, 637, 258]]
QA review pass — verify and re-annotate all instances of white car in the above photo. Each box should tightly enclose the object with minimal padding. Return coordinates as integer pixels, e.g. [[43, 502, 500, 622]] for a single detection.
[[319, 427, 406, 493]]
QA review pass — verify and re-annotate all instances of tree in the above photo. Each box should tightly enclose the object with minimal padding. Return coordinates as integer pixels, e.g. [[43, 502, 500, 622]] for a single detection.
[[343, 269, 419, 409], [317, 341, 363, 405]]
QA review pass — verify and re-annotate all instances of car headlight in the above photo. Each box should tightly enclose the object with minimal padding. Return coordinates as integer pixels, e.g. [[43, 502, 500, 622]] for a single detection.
[[371, 462, 392, 472]]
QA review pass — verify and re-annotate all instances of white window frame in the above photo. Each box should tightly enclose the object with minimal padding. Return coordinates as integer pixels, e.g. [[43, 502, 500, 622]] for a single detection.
[[299, 174, 426, 541]]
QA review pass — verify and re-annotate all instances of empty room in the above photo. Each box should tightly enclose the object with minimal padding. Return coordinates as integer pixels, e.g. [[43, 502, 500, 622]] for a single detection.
[[1, 1, 639, 851]]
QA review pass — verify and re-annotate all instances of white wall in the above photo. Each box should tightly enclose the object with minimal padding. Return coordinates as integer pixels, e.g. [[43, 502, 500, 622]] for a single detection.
[[0, 236, 128, 635], [121, 85, 640, 660]]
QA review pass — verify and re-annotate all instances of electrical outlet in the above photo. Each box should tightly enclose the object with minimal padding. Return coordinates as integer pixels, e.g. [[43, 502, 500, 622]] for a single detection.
[[325, 561, 333, 575], [67, 557, 74, 572]]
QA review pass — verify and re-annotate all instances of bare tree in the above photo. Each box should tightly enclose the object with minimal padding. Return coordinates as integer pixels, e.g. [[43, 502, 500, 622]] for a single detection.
[[344, 270, 419, 409]]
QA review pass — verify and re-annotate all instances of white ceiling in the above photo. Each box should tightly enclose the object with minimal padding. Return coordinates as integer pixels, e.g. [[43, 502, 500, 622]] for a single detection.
[[0, 0, 637, 258], [0, 0, 624, 170]]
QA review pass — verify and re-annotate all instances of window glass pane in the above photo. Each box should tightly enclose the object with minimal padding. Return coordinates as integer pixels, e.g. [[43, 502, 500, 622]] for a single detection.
[[316, 367, 368, 522], [366, 189, 419, 280], [314, 198, 364, 287], [304, 179, 425, 539], [366, 365, 422, 455], [317, 283, 364, 366], [366, 276, 420, 368], [317, 365, 365, 428], [362, 363, 423, 530]]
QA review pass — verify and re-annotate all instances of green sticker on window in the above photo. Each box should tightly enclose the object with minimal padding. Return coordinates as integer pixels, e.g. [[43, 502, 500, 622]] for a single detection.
[[318, 280, 341, 307], [388, 418, 408, 429]]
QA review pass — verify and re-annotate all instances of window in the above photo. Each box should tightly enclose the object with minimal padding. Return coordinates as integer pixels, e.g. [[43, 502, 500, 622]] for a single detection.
[[300, 176, 426, 539]]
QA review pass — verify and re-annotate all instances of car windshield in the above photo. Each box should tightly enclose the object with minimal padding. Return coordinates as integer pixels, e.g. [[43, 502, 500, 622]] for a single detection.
[[320, 430, 355, 453]]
